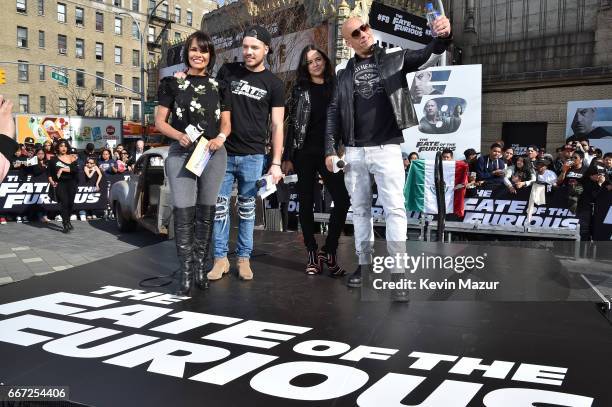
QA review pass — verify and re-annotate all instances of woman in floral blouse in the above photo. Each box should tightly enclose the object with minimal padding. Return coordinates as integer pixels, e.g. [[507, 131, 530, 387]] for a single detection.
[[155, 31, 231, 296]]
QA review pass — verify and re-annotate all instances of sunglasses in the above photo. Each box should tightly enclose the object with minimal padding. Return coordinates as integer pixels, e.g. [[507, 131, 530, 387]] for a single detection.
[[351, 23, 370, 38]]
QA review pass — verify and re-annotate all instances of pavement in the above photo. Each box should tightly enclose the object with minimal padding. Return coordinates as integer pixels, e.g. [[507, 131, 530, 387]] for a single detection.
[[0, 218, 164, 285]]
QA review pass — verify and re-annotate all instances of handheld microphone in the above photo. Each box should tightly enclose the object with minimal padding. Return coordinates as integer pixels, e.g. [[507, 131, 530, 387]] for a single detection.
[[336, 160, 345, 169]]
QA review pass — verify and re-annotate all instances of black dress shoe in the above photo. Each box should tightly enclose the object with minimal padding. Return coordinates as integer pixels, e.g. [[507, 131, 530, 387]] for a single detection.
[[62, 222, 70, 234], [67, 221, 74, 230], [347, 265, 362, 288]]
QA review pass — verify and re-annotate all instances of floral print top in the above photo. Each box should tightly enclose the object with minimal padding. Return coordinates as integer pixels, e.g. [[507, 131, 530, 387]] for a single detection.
[[158, 74, 231, 143]]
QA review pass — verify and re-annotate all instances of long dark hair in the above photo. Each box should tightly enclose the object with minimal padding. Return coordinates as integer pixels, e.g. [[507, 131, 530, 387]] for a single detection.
[[296, 45, 334, 88], [182, 31, 216, 73]]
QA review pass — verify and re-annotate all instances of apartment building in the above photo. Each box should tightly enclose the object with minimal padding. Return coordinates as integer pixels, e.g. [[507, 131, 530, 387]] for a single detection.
[[0, 0, 216, 120]]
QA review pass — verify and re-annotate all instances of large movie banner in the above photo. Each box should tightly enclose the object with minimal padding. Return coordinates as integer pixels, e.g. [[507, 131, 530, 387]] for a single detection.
[[565, 100, 612, 153], [401, 65, 482, 160], [0, 171, 128, 214], [463, 185, 578, 229]]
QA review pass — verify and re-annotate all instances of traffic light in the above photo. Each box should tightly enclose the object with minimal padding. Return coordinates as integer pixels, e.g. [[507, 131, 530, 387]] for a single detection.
[[0, 68, 6, 84]]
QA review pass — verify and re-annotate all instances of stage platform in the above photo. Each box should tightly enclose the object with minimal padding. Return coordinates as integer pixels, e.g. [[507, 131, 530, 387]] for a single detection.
[[0, 231, 610, 406]]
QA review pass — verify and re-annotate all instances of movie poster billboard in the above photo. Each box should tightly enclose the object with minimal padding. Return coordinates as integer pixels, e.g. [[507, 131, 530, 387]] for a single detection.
[[15, 114, 122, 150], [565, 100, 612, 152], [401, 65, 482, 160]]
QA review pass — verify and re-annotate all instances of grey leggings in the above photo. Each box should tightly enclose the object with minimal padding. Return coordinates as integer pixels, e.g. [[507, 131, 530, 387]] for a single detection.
[[165, 142, 227, 208]]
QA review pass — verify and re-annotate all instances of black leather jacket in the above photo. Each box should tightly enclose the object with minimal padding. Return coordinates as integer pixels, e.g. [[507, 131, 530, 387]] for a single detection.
[[284, 81, 333, 161], [325, 38, 452, 156]]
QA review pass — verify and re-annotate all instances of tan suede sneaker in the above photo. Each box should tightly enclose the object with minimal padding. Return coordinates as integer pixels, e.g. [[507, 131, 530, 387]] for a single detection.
[[207, 257, 230, 281], [237, 257, 253, 280]]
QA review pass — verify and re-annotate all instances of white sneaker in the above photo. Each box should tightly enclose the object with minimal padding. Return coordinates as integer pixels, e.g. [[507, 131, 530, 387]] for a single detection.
[[80, 214, 87, 221], [16, 216, 22, 223], [22, 216, 29, 223], [55, 215, 62, 222], [70, 215, 77, 221], [91, 215, 97, 220]]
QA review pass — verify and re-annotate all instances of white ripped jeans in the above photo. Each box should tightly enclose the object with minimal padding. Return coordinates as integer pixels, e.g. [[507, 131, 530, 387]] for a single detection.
[[344, 144, 408, 265]]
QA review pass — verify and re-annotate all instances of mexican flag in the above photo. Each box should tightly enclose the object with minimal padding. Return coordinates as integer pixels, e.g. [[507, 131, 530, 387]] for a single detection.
[[404, 159, 469, 216]]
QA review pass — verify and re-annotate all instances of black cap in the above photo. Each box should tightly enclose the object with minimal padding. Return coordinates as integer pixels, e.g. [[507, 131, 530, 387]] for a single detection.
[[534, 159, 548, 167], [24, 137, 35, 145], [463, 148, 479, 158], [244, 25, 273, 53]]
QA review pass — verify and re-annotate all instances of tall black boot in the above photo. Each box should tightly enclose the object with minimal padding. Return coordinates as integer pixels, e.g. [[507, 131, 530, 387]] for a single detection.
[[174, 207, 196, 296], [193, 205, 215, 290]]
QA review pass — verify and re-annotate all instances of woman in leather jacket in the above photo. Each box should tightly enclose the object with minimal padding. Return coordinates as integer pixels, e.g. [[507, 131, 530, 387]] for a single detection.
[[282, 45, 351, 276]]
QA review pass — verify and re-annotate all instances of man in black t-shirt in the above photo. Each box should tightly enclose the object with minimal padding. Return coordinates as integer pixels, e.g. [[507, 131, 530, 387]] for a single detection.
[[325, 16, 452, 289], [209, 25, 285, 282]]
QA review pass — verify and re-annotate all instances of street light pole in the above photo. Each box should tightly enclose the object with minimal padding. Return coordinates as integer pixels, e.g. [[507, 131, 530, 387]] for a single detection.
[[117, 12, 146, 139]]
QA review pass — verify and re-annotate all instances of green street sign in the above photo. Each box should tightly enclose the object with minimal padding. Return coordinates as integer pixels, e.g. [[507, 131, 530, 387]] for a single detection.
[[51, 71, 68, 85], [144, 101, 158, 114]]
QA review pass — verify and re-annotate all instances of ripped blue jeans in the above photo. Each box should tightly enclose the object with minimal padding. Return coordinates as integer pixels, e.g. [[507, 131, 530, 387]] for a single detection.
[[213, 154, 264, 259]]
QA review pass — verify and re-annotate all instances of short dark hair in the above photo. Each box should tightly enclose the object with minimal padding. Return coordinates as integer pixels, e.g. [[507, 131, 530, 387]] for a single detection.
[[604, 152, 612, 159], [573, 150, 584, 159], [527, 144, 538, 151], [183, 31, 216, 73], [490, 143, 502, 150], [441, 148, 454, 157]]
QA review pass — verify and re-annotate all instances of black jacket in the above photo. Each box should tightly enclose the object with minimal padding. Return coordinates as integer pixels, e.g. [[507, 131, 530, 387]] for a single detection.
[[284, 80, 333, 161], [325, 38, 452, 156]]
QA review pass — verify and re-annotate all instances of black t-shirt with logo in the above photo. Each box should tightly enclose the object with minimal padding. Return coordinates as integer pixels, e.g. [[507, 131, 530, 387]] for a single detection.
[[563, 165, 588, 186], [217, 63, 285, 156], [353, 56, 403, 147]]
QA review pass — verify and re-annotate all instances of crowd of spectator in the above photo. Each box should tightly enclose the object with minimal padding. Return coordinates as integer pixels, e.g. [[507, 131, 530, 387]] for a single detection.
[[0, 138, 146, 225], [402, 138, 611, 240]]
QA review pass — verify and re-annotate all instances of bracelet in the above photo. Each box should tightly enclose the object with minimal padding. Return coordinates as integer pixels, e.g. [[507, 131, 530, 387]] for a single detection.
[[217, 132, 227, 141], [271, 163, 281, 167]]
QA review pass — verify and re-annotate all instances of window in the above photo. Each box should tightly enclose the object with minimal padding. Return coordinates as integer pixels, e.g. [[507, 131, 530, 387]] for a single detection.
[[147, 26, 155, 43], [132, 49, 139, 67], [58, 34, 67, 54], [19, 95, 29, 113], [114, 102, 123, 118], [75, 38, 84, 58], [37, 0, 43, 15], [159, 3, 168, 19], [114, 17, 122, 35], [114, 74, 122, 91], [114, 46, 122, 64], [96, 72, 104, 90], [39, 64, 45, 80], [40, 96, 46, 113], [132, 21, 139, 39], [18, 61, 29, 81], [174, 6, 180, 23], [17, 0, 26, 13], [38, 30, 44, 48], [131, 0, 138, 11], [17, 27, 28, 48], [76, 99, 85, 116], [96, 42, 103, 60], [75, 7, 84, 26], [95, 101, 104, 117], [113, 0, 121, 6], [96, 12, 104, 31], [131, 102, 140, 120], [59, 98, 67, 114], [174, 32, 181, 42], [132, 76, 139, 93], [76, 69, 85, 87], [148, 0, 154, 10], [148, 52, 155, 63], [186, 10, 192, 26], [57, 3, 65, 23]]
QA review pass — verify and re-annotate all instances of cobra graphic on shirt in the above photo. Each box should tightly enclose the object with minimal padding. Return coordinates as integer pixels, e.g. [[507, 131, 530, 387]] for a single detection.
[[353, 62, 384, 99], [230, 79, 268, 100]]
